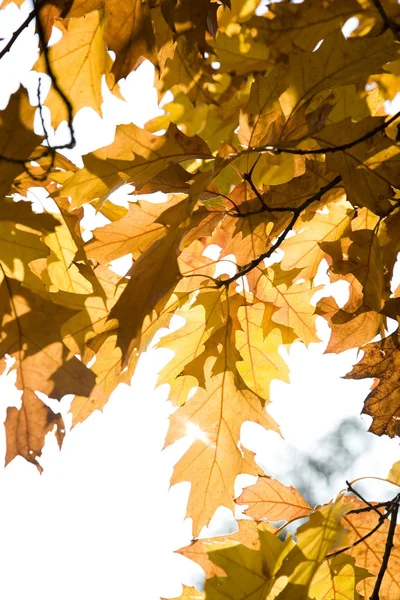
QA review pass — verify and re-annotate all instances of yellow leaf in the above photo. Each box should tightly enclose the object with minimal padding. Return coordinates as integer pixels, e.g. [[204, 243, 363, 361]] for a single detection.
[[255, 265, 321, 344], [35, 10, 108, 127], [59, 124, 211, 208], [236, 303, 289, 400], [165, 355, 279, 536]]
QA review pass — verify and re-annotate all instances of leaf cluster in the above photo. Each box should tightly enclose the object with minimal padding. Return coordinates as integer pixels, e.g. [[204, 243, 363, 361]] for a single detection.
[[1, 0, 400, 597]]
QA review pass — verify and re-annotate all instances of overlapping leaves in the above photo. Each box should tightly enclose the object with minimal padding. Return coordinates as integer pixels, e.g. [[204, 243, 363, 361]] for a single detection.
[[2, 0, 400, 597]]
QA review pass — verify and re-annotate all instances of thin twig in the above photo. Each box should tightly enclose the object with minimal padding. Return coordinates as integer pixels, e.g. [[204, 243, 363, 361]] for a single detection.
[[327, 512, 388, 559], [371, 0, 400, 41], [0, 9, 36, 60], [214, 175, 342, 287], [370, 497, 399, 600], [346, 480, 385, 518], [251, 110, 400, 157], [33, 0, 76, 151]]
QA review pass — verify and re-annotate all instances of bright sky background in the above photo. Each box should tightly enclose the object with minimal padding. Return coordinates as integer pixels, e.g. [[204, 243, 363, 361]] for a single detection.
[[0, 3, 400, 599]]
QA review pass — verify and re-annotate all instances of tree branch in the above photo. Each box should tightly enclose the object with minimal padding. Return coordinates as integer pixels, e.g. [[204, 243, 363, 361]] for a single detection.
[[370, 496, 399, 600], [371, 0, 400, 42], [0, 1, 76, 174], [214, 175, 342, 287], [251, 110, 400, 157], [0, 9, 36, 61]]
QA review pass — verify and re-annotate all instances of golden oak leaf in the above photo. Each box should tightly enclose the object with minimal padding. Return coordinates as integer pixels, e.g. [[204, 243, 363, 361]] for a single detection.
[[236, 476, 311, 522], [236, 303, 289, 400], [165, 356, 279, 536], [387, 460, 400, 486], [0, 279, 95, 467], [280, 197, 353, 282], [156, 288, 226, 394], [254, 265, 321, 345], [35, 9, 108, 127], [343, 497, 400, 599], [0, 87, 43, 198], [59, 123, 211, 208], [344, 330, 400, 437], [109, 197, 194, 359], [86, 197, 184, 264], [309, 554, 370, 600], [178, 520, 273, 579], [105, 0, 156, 80]]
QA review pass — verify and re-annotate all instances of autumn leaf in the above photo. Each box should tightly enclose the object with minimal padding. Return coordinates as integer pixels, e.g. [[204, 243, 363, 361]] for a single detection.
[[0, 278, 95, 467], [35, 9, 109, 127], [344, 330, 400, 437], [59, 123, 211, 208], [3, 2, 400, 593], [165, 354, 279, 536], [342, 497, 400, 599], [236, 475, 311, 522], [109, 196, 195, 360], [0, 88, 43, 198], [178, 520, 272, 579]]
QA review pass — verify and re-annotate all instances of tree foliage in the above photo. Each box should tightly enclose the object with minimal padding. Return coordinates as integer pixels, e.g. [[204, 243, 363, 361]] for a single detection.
[[1, 0, 400, 597]]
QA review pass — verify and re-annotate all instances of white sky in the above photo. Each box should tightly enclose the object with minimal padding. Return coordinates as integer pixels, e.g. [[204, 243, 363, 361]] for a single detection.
[[0, 3, 399, 599]]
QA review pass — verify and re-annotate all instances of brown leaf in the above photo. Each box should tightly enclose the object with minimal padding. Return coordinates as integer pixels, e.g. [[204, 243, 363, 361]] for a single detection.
[[0, 88, 43, 198], [0, 278, 95, 466], [344, 330, 400, 437]]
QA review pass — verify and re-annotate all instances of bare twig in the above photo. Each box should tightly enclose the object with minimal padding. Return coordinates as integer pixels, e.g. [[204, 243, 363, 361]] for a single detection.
[[214, 175, 342, 287], [371, 0, 400, 42], [346, 480, 386, 518], [0, 9, 36, 60], [327, 512, 388, 559], [370, 496, 399, 600], [251, 110, 400, 157]]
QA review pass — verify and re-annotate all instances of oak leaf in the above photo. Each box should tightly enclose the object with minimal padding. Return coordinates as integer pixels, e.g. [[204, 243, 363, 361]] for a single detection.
[[235, 475, 311, 522], [344, 330, 400, 437]]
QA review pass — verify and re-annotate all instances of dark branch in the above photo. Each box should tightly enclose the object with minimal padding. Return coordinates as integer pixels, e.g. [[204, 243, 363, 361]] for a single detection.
[[253, 110, 400, 157], [0, 1, 75, 174], [371, 0, 400, 42], [214, 175, 342, 287], [0, 9, 36, 61], [346, 480, 386, 518], [370, 496, 399, 600], [327, 511, 388, 560], [33, 0, 75, 152]]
